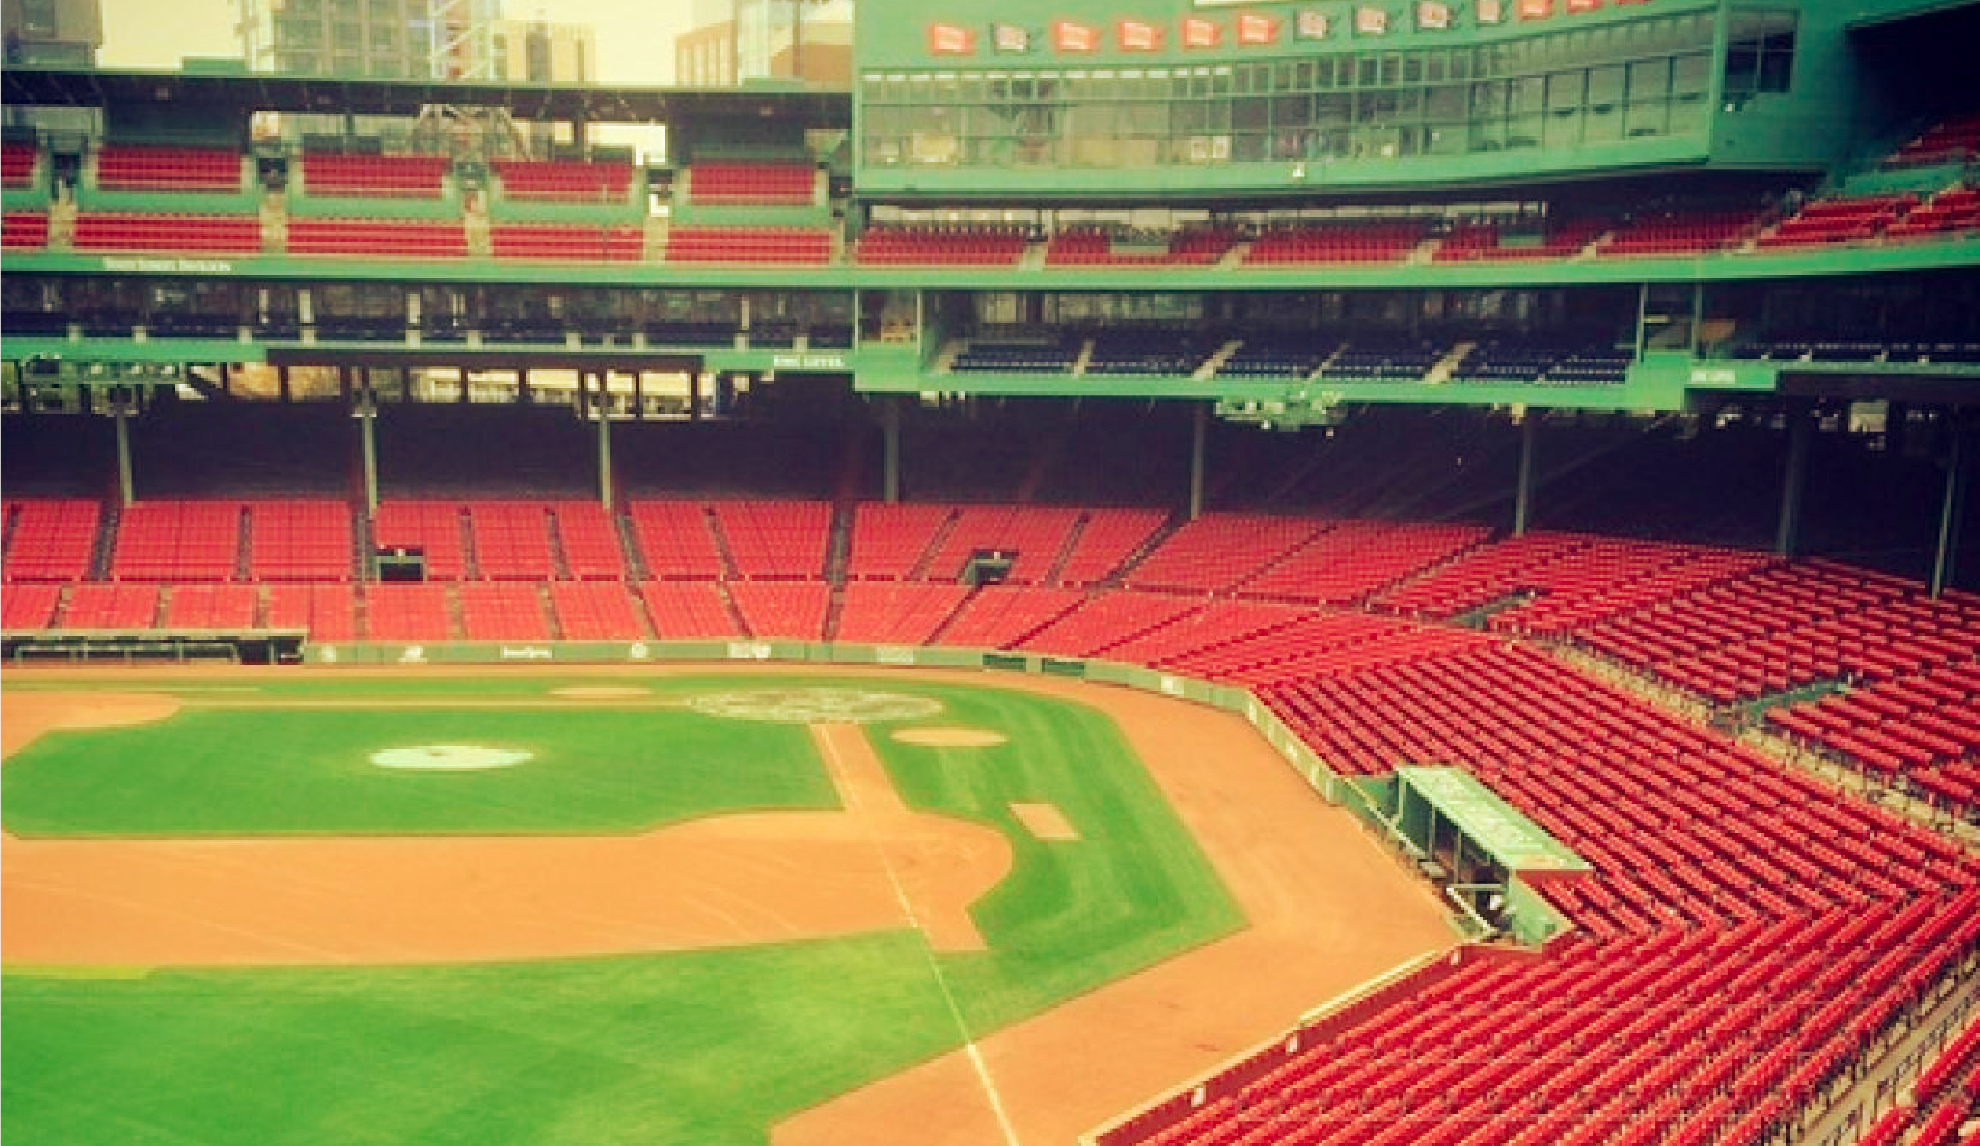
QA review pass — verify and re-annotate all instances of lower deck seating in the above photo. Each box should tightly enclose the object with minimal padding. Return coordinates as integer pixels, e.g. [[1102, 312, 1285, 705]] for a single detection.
[[299, 154, 450, 199], [629, 501, 728, 579], [2, 211, 49, 250], [287, 219, 468, 258], [1127, 513, 1325, 593], [458, 582, 551, 640], [637, 580, 739, 639], [163, 583, 260, 629], [1, 140, 39, 188], [60, 582, 161, 629], [95, 145, 243, 193], [489, 224, 644, 262], [932, 586, 1085, 649], [1247, 221, 1430, 264], [0, 583, 63, 629], [264, 583, 357, 642], [726, 579, 830, 640], [549, 581, 647, 640], [663, 226, 830, 264], [73, 213, 262, 255], [363, 582, 453, 641], [834, 582, 969, 645]]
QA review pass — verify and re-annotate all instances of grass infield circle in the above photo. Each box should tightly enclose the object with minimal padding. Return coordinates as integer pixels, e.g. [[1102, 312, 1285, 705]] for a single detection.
[[687, 688, 942, 724]]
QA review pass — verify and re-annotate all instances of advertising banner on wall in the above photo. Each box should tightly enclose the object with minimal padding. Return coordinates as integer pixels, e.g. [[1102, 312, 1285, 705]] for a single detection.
[[927, 23, 975, 54], [1053, 19, 1101, 52], [1181, 15, 1223, 47]]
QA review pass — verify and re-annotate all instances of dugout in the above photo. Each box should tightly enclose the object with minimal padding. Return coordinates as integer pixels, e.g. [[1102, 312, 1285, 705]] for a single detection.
[[1378, 766, 1590, 946]]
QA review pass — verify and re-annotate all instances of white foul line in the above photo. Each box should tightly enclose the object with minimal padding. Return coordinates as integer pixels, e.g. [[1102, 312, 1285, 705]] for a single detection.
[[810, 723, 1025, 1146]]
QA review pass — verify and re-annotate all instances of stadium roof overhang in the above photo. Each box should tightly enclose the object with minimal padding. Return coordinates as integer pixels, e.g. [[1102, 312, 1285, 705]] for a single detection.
[[0, 66, 852, 130], [1845, 0, 1980, 33]]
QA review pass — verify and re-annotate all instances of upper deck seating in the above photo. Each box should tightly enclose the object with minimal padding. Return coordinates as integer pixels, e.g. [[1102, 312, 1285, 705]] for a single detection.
[[72, 212, 263, 255], [684, 162, 815, 206], [1322, 337, 1446, 381], [492, 159, 635, 203], [1, 140, 39, 188], [95, 144, 243, 193], [854, 224, 1029, 266], [951, 335, 1080, 374], [1246, 220, 1430, 264], [1083, 330, 1217, 376], [1884, 112, 1980, 169], [1758, 193, 1918, 248], [1600, 208, 1758, 256], [300, 154, 450, 199], [1434, 218, 1608, 261], [1045, 224, 1237, 266], [1883, 186, 1980, 240], [1455, 339, 1633, 385]]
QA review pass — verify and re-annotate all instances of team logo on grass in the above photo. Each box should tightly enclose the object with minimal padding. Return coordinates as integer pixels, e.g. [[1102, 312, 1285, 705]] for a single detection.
[[687, 688, 942, 724], [370, 745, 534, 770]]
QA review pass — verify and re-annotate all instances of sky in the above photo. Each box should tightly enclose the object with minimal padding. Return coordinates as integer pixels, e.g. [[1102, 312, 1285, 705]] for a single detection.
[[96, 0, 697, 84]]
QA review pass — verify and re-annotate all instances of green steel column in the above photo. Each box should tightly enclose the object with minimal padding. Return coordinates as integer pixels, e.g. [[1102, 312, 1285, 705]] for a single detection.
[[357, 383, 379, 517], [1932, 420, 1969, 599], [1776, 404, 1812, 558], [1513, 412, 1540, 537], [882, 393, 902, 504], [112, 395, 135, 507], [1188, 402, 1208, 521], [596, 373, 615, 511]]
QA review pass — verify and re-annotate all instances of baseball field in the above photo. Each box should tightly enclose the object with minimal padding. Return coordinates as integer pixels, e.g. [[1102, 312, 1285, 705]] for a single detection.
[[1, 666, 1453, 1146]]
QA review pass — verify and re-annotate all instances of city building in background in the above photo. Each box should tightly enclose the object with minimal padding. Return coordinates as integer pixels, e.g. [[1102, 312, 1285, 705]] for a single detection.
[[234, 0, 599, 82], [676, 0, 851, 87], [2, 0, 101, 66]]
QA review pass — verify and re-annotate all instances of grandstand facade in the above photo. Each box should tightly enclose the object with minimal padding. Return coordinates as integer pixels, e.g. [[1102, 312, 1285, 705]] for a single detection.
[[3, 1, 1980, 1142]]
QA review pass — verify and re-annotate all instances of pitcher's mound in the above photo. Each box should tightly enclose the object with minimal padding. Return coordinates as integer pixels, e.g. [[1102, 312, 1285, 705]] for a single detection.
[[892, 727, 1008, 748]]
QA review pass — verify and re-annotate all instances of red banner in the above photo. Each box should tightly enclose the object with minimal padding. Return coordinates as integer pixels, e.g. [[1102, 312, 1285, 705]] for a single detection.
[[1117, 18, 1163, 51], [1053, 19, 1100, 52], [926, 23, 976, 55], [1519, 0, 1555, 18], [1236, 12, 1280, 45], [1181, 16, 1222, 48]]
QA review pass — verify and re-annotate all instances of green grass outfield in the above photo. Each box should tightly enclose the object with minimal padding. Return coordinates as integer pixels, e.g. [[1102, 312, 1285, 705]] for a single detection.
[[2, 673, 1243, 1146]]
